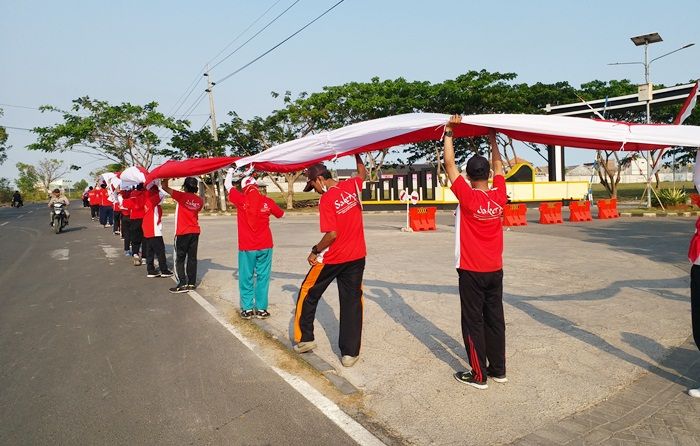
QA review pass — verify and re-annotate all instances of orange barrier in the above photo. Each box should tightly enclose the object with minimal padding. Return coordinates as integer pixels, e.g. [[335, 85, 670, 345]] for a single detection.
[[690, 193, 700, 207], [596, 198, 620, 219], [568, 200, 592, 222], [503, 203, 527, 226], [409, 206, 437, 231], [538, 202, 563, 224]]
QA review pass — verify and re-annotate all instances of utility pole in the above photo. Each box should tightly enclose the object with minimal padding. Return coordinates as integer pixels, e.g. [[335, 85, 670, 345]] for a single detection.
[[204, 68, 227, 211]]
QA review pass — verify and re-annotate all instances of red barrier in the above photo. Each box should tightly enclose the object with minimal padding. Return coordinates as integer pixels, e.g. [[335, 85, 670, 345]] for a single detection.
[[409, 206, 437, 231], [596, 198, 619, 219], [503, 203, 527, 226], [538, 202, 563, 224], [569, 200, 592, 222], [690, 193, 700, 207]]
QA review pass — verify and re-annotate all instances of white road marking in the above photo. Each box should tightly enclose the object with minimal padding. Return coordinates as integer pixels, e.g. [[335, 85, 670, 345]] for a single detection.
[[100, 244, 121, 260], [1, 222, 7, 226], [28, 210, 33, 214], [17, 214, 24, 219], [50, 249, 69, 261], [183, 286, 384, 446]]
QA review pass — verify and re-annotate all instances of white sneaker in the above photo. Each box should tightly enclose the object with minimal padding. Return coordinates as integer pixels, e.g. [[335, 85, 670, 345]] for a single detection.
[[341, 355, 359, 367], [293, 341, 316, 353], [689, 388, 700, 398]]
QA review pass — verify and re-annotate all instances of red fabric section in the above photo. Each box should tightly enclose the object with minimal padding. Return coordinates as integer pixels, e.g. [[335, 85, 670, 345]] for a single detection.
[[145, 157, 239, 184], [452, 175, 507, 272], [228, 188, 284, 251], [170, 190, 203, 235], [318, 177, 366, 264]]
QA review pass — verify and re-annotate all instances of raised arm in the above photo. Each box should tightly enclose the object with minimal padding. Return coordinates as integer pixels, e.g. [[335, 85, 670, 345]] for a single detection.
[[443, 115, 462, 183], [355, 154, 367, 181], [161, 178, 174, 195], [224, 168, 234, 192], [489, 130, 504, 176]]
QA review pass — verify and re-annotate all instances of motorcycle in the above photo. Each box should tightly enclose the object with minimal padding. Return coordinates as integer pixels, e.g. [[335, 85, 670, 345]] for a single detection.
[[51, 203, 67, 234], [12, 199, 23, 208]]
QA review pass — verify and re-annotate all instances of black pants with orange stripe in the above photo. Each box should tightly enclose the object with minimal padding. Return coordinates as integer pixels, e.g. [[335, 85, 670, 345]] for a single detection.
[[294, 257, 365, 357], [457, 268, 505, 382]]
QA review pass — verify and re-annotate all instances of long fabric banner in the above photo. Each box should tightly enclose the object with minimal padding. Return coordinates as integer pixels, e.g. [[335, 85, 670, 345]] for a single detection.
[[234, 113, 700, 173], [144, 156, 239, 185]]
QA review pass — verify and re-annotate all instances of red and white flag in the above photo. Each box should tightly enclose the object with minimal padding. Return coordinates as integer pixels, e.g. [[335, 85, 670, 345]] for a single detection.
[[653, 80, 699, 174]]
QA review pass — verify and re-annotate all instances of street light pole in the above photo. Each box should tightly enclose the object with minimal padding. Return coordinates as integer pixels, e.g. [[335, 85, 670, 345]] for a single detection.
[[609, 34, 695, 208]]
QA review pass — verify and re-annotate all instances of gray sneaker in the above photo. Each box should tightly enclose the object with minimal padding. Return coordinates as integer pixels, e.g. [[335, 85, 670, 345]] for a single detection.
[[133, 254, 142, 266], [341, 355, 359, 367], [293, 341, 316, 353]]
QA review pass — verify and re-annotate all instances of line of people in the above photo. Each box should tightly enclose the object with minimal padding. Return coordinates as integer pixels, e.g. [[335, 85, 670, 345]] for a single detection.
[[87, 177, 204, 294]]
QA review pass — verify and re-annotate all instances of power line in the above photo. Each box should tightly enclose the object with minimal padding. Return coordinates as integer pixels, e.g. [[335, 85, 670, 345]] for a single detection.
[[209, 0, 300, 72], [164, 0, 287, 121], [1, 125, 34, 131], [206, 0, 284, 68], [215, 0, 345, 85]]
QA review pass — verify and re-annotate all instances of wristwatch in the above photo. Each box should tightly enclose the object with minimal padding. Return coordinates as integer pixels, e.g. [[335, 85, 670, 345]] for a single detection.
[[311, 245, 319, 255], [444, 130, 454, 137]]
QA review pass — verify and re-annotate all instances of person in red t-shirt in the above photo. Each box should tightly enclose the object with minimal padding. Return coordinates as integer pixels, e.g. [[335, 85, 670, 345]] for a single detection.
[[293, 155, 367, 368], [224, 171, 284, 319], [123, 185, 146, 265], [162, 177, 204, 293], [97, 182, 114, 228], [87, 186, 99, 221], [444, 115, 508, 390], [142, 184, 173, 278]]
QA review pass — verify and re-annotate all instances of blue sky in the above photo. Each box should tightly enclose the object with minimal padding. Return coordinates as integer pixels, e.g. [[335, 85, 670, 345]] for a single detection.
[[1, 0, 699, 182]]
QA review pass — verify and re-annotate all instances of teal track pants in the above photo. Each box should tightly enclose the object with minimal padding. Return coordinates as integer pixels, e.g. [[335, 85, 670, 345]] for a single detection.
[[238, 248, 273, 311]]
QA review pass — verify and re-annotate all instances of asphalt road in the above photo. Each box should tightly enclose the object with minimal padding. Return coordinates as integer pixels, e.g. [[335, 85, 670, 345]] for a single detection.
[[0, 204, 360, 445]]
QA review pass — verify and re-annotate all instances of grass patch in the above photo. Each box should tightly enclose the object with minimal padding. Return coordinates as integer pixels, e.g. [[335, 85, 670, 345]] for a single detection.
[[590, 181, 695, 201]]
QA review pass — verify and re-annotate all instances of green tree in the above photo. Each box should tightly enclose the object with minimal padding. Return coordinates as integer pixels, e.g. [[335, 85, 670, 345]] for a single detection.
[[29, 97, 186, 169], [74, 179, 88, 192], [15, 162, 40, 198], [0, 178, 12, 202], [0, 108, 9, 165], [35, 158, 80, 194]]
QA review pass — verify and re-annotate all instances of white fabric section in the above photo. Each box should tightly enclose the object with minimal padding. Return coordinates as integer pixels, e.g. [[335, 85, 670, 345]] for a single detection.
[[224, 168, 234, 192], [235, 113, 700, 170], [679, 81, 699, 124], [120, 166, 146, 189]]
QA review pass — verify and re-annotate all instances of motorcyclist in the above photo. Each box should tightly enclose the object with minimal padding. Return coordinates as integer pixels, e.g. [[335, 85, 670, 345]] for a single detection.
[[12, 191, 22, 207], [48, 188, 70, 226]]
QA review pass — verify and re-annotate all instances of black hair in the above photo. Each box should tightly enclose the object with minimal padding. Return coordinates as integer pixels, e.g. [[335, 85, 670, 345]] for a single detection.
[[183, 177, 198, 193], [318, 170, 333, 180]]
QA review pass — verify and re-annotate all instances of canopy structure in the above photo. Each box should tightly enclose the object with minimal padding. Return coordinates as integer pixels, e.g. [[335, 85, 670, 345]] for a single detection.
[[234, 113, 700, 173]]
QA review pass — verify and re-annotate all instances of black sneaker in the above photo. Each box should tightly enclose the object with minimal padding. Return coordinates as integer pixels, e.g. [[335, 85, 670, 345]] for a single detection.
[[240, 310, 254, 320], [255, 309, 270, 319], [147, 272, 161, 278], [169, 285, 189, 294], [453, 371, 488, 389], [159, 270, 174, 278], [186, 284, 196, 291]]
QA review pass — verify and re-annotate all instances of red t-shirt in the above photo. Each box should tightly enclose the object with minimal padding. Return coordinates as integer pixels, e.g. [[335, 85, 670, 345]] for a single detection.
[[229, 187, 284, 251], [170, 190, 204, 235], [451, 175, 507, 272], [124, 190, 145, 219], [142, 188, 163, 238], [95, 188, 110, 206], [317, 177, 366, 265], [87, 189, 98, 205]]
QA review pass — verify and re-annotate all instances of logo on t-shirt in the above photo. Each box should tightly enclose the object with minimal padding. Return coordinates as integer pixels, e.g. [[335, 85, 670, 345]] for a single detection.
[[184, 199, 201, 210], [335, 191, 358, 215]]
